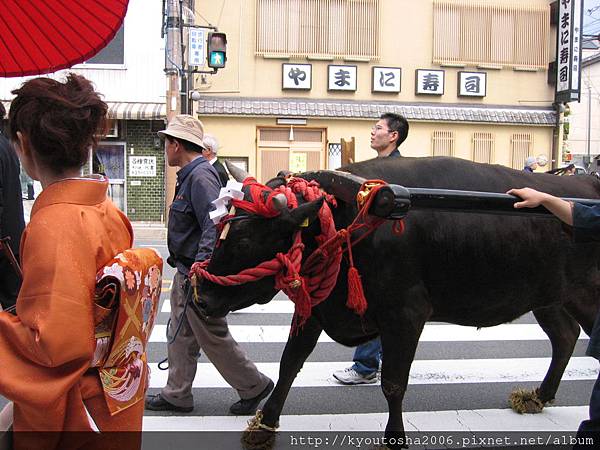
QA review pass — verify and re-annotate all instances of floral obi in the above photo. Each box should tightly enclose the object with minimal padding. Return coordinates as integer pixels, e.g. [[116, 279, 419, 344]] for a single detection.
[[91, 248, 163, 415]]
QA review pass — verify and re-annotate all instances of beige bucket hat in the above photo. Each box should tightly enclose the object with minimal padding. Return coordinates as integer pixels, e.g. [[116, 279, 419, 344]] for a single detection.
[[157, 114, 206, 149]]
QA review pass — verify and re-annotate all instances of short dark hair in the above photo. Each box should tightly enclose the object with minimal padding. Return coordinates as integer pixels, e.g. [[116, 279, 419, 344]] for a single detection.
[[380, 113, 409, 148], [0, 102, 5, 120], [9, 73, 107, 174], [167, 136, 204, 154]]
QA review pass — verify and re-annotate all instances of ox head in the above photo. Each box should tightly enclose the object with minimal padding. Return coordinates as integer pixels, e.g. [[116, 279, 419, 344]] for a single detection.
[[196, 162, 325, 317]]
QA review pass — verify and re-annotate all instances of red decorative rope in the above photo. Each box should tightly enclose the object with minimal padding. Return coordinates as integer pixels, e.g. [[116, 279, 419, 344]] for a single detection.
[[191, 177, 404, 330]]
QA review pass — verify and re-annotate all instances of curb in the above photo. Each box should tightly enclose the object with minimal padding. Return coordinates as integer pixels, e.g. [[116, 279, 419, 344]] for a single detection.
[[132, 222, 167, 240]]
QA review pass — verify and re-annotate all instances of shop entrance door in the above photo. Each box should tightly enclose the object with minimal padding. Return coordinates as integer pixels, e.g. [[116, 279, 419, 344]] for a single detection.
[[256, 127, 326, 182]]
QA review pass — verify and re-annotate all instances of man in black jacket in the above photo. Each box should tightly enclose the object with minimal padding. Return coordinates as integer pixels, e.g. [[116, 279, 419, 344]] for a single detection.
[[201, 133, 229, 187], [0, 103, 25, 310]]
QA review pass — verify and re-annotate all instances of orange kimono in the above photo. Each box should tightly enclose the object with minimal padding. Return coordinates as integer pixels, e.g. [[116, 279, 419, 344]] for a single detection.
[[0, 177, 143, 449]]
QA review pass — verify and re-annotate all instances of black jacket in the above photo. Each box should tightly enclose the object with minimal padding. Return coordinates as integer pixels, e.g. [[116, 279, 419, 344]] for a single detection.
[[212, 159, 229, 187], [0, 131, 25, 309]]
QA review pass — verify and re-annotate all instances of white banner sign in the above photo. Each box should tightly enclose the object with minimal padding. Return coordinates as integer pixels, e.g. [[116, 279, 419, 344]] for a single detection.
[[188, 28, 206, 67], [556, 0, 582, 103], [129, 156, 156, 177]]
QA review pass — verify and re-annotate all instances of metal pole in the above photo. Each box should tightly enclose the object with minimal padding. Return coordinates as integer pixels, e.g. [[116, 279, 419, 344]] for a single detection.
[[587, 84, 592, 169], [178, 0, 187, 114]]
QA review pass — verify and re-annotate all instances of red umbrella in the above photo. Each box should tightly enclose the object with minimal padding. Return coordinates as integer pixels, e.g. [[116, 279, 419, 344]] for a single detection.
[[0, 0, 129, 77]]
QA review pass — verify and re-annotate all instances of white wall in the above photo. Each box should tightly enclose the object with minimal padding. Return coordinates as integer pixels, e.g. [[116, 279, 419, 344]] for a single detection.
[[0, 0, 165, 103], [566, 61, 600, 165]]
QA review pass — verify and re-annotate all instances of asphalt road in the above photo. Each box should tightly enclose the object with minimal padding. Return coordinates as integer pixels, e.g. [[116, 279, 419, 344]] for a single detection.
[[1, 236, 596, 450], [137, 237, 597, 450]]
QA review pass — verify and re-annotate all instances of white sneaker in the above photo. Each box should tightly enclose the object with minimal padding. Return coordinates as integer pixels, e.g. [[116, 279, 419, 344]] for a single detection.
[[332, 367, 377, 385]]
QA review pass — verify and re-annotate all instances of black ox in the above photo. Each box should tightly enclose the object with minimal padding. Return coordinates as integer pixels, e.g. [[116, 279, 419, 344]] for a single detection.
[[197, 156, 600, 448]]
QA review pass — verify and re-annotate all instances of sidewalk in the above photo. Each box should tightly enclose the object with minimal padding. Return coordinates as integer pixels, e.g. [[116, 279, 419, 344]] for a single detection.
[[23, 200, 166, 240], [132, 222, 167, 240]]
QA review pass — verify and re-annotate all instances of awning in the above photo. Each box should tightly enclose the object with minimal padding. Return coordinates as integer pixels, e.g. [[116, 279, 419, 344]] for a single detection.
[[1, 100, 166, 121], [0, 0, 129, 77], [106, 102, 166, 120]]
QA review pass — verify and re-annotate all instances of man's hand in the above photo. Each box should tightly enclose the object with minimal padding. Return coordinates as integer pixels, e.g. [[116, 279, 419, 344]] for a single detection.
[[507, 187, 550, 209], [507, 187, 574, 226]]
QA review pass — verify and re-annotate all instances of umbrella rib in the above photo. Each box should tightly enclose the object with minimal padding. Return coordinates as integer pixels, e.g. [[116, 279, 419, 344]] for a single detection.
[[5, 0, 54, 72], [28, 1, 91, 62], [54, 0, 129, 57], [0, 1, 31, 74], [0, 0, 129, 77]]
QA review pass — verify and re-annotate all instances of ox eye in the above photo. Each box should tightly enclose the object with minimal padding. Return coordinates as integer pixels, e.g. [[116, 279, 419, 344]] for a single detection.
[[236, 238, 252, 252]]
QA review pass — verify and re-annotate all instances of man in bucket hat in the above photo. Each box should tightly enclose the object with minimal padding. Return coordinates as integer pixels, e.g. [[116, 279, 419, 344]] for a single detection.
[[146, 115, 273, 415]]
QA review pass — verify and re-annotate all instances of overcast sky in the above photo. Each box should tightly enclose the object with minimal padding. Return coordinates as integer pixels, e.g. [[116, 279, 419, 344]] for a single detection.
[[584, 0, 600, 36]]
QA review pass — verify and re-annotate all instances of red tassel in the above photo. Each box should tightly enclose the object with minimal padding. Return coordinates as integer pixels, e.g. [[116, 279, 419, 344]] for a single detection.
[[346, 267, 367, 315]]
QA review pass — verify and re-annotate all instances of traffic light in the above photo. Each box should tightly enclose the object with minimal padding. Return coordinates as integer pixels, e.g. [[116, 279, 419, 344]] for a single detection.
[[207, 32, 227, 69]]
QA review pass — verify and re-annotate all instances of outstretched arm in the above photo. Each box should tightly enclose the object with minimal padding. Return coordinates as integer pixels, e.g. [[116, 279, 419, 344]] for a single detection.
[[507, 187, 574, 226]]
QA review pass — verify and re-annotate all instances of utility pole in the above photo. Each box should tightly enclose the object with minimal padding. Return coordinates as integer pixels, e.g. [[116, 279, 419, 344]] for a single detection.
[[164, 0, 183, 222]]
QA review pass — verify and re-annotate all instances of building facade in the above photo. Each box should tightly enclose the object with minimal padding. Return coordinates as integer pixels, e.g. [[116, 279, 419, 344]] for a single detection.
[[0, 0, 167, 222], [190, 0, 558, 182], [565, 50, 600, 171]]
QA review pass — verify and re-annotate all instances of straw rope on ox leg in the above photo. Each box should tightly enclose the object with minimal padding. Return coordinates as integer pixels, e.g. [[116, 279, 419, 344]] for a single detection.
[[508, 387, 546, 414], [242, 410, 278, 450]]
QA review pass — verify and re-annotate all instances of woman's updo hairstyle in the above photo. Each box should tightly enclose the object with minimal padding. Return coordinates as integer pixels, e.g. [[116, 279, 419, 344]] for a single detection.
[[8, 73, 107, 173]]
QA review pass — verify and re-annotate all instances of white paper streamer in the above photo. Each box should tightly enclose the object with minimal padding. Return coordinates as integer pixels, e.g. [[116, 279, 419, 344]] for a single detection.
[[209, 180, 244, 223]]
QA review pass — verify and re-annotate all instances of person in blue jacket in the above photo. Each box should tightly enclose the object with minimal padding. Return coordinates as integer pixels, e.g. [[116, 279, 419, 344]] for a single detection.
[[508, 186, 600, 448]]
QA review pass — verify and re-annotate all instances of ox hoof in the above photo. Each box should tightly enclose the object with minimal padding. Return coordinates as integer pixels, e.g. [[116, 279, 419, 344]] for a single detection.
[[242, 410, 278, 450], [241, 429, 276, 450], [509, 388, 545, 414]]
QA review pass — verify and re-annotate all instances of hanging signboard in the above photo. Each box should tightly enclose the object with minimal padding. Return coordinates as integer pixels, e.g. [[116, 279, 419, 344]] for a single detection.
[[188, 28, 206, 67], [555, 0, 583, 103]]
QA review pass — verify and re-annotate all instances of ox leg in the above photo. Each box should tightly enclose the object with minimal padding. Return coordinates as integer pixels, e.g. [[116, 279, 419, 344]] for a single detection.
[[379, 288, 432, 449], [564, 298, 599, 336], [534, 306, 580, 404], [243, 316, 322, 449], [510, 306, 580, 414]]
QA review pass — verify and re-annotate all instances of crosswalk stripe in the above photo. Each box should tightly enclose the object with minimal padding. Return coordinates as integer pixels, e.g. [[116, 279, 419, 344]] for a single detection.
[[142, 405, 587, 431], [160, 300, 294, 314], [147, 357, 598, 389], [149, 323, 589, 343]]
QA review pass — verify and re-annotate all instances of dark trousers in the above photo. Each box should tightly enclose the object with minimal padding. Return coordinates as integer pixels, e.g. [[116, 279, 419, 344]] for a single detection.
[[0, 259, 19, 310], [574, 369, 600, 449]]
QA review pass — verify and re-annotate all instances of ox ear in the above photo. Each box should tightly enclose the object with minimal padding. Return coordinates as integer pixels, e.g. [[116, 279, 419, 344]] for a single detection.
[[288, 197, 324, 228]]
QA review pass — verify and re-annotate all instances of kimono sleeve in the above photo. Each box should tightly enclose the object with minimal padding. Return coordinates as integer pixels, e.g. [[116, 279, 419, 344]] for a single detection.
[[0, 207, 97, 407]]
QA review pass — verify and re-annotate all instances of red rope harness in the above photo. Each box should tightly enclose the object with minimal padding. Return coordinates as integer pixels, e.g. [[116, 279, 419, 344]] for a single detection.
[[191, 177, 404, 330]]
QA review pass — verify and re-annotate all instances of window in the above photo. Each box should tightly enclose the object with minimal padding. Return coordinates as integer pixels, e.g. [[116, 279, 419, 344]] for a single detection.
[[472, 132, 494, 163], [510, 133, 533, 169], [433, 0, 549, 69], [431, 131, 455, 157], [85, 26, 125, 65], [256, 0, 379, 60]]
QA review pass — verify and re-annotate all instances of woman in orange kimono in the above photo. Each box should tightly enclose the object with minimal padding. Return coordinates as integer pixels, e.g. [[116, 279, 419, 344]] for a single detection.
[[0, 74, 143, 449]]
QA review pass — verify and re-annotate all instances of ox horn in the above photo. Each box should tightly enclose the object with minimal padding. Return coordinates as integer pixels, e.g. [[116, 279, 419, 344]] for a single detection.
[[272, 193, 288, 211], [225, 159, 252, 182]]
